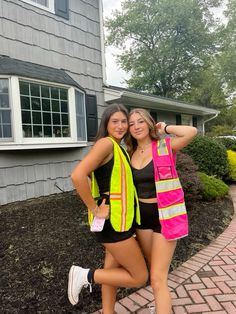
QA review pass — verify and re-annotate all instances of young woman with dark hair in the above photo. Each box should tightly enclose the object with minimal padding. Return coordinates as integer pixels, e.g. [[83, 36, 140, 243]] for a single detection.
[[68, 104, 148, 314]]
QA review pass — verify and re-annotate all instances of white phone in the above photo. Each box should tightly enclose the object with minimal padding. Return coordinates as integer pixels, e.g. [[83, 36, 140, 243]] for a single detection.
[[90, 216, 105, 232]]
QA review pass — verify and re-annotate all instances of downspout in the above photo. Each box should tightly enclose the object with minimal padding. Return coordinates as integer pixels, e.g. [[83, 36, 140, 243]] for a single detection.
[[98, 0, 107, 85], [202, 113, 219, 135]]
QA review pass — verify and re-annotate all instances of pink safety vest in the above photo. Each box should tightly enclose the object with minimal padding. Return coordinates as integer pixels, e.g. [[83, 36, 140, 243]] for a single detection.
[[152, 138, 188, 240]]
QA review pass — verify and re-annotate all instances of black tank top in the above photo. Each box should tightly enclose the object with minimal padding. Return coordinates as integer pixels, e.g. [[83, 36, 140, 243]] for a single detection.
[[94, 157, 114, 193], [94, 146, 130, 194], [131, 161, 156, 198]]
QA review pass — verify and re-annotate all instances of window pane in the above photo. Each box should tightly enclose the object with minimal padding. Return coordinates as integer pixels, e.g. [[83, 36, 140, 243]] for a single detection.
[[51, 87, 59, 99], [0, 79, 12, 140], [32, 98, 41, 111], [75, 90, 86, 141], [52, 113, 60, 125], [19, 82, 29, 95], [41, 86, 50, 98], [32, 111, 42, 124], [0, 95, 9, 108], [43, 112, 51, 125], [21, 96, 30, 110], [62, 126, 70, 137], [61, 101, 68, 113], [33, 125, 43, 137], [42, 99, 50, 111], [52, 100, 60, 112], [3, 125, 11, 137], [19, 81, 71, 139], [60, 89, 68, 100], [22, 110, 31, 124], [22, 125, 32, 137], [31, 84, 40, 97], [36, 0, 48, 6], [61, 113, 68, 125], [44, 126, 52, 137], [53, 126, 61, 137]]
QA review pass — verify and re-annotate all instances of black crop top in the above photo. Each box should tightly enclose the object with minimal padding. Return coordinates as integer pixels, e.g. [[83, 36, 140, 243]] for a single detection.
[[94, 157, 114, 193], [131, 160, 156, 198]]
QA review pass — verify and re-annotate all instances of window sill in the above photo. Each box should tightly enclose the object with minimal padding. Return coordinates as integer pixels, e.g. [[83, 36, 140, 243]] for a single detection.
[[0, 142, 88, 150]]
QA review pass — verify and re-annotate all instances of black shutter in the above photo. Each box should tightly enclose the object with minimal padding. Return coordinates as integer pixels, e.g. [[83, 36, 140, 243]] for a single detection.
[[176, 114, 182, 125], [86, 94, 98, 141], [55, 0, 69, 19], [192, 116, 198, 127]]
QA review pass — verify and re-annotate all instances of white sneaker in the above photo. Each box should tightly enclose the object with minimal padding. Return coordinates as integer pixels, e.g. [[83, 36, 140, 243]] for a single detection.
[[148, 305, 156, 314], [68, 265, 91, 305]]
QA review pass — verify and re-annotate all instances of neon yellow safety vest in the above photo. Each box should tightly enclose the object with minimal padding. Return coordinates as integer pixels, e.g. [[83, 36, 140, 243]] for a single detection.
[[89, 137, 140, 232]]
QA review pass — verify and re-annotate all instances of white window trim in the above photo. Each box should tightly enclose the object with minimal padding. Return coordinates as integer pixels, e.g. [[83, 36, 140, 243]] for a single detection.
[[0, 76, 88, 150], [20, 0, 55, 14]]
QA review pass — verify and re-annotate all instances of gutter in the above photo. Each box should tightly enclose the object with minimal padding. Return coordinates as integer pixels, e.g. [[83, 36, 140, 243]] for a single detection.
[[202, 112, 219, 135]]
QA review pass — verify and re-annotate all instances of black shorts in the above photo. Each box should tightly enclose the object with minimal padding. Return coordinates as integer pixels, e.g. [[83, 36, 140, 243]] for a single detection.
[[136, 201, 161, 233], [93, 194, 135, 244]]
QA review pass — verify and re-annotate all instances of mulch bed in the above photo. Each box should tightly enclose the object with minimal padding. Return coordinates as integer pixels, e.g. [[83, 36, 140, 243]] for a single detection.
[[0, 191, 234, 314]]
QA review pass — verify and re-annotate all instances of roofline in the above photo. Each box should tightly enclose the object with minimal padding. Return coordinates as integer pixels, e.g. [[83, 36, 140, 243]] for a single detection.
[[104, 85, 220, 116]]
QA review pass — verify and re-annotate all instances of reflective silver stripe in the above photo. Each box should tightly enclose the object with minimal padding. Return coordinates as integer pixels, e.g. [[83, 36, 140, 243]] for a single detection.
[[155, 178, 181, 192], [157, 139, 168, 156], [110, 194, 121, 199], [159, 202, 186, 220]]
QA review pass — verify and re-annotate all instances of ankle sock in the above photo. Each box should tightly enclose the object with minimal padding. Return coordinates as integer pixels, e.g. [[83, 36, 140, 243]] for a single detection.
[[87, 269, 95, 284]]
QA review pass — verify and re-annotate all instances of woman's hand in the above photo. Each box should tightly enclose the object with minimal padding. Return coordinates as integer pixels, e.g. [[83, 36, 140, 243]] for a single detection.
[[155, 122, 167, 135], [95, 199, 110, 219]]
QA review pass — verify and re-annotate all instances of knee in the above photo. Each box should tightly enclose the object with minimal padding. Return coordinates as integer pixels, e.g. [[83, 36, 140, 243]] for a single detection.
[[134, 268, 149, 287], [150, 273, 168, 292]]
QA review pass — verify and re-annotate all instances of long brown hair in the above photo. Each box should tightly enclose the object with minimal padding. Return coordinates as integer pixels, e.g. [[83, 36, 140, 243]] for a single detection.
[[125, 108, 160, 156], [95, 104, 129, 141]]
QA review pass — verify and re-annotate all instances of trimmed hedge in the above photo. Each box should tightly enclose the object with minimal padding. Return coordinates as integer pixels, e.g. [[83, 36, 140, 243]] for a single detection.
[[215, 137, 236, 152], [227, 150, 236, 181], [176, 152, 203, 206], [198, 172, 229, 200], [183, 136, 229, 179]]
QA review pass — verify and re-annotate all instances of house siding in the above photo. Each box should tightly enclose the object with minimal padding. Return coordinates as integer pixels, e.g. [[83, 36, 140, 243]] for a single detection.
[[0, 0, 103, 205]]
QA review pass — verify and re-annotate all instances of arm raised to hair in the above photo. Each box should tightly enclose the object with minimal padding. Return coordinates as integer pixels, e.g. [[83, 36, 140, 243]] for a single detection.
[[156, 122, 198, 152]]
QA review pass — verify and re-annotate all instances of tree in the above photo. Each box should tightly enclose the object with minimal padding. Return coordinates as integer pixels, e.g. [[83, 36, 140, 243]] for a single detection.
[[216, 0, 236, 93], [105, 0, 221, 97]]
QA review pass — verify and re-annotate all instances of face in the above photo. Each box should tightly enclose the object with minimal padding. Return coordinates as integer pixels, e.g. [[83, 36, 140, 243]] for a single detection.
[[129, 112, 150, 140], [107, 111, 128, 141]]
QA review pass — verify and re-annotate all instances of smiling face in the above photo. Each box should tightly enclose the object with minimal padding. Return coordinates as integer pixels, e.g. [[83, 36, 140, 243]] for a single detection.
[[107, 111, 128, 142], [129, 112, 150, 141]]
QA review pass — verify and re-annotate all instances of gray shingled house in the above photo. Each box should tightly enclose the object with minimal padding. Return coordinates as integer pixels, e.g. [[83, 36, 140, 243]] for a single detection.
[[0, 0, 103, 205], [0, 0, 219, 205]]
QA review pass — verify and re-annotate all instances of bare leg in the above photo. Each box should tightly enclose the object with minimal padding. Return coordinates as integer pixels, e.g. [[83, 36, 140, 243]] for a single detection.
[[150, 233, 176, 314], [136, 229, 153, 266], [102, 249, 119, 314], [94, 237, 148, 287]]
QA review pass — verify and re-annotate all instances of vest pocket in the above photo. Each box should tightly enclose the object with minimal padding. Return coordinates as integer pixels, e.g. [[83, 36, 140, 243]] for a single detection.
[[156, 166, 173, 180], [158, 187, 184, 208]]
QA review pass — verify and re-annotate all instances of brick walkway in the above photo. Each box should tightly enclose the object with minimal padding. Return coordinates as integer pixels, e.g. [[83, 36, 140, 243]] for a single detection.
[[92, 185, 236, 314]]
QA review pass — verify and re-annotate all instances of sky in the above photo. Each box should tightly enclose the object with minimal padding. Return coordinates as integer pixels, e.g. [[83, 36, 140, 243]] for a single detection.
[[102, 0, 227, 88]]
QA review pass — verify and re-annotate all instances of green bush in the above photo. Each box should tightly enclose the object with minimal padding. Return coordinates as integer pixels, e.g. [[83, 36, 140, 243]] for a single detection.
[[176, 152, 203, 206], [215, 137, 236, 152], [198, 172, 229, 200], [227, 150, 236, 181], [182, 136, 229, 179]]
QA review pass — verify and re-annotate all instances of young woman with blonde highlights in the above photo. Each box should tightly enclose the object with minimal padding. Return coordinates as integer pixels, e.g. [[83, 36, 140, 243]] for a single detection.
[[125, 108, 197, 314]]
